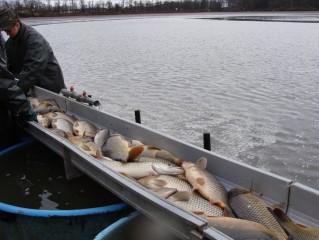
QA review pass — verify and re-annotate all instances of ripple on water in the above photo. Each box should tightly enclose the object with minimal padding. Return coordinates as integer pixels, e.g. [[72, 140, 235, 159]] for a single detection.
[[30, 14, 319, 190]]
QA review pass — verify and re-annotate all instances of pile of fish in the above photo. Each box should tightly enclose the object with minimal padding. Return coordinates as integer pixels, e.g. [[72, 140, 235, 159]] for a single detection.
[[29, 96, 319, 240]]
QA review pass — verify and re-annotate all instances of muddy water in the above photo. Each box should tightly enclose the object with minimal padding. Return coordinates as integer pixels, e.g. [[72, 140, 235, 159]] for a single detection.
[[0, 141, 122, 210]]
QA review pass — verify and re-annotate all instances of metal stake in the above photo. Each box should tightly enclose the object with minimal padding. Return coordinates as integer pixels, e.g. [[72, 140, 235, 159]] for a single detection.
[[135, 110, 141, 124], [203, 132, 211, 151]]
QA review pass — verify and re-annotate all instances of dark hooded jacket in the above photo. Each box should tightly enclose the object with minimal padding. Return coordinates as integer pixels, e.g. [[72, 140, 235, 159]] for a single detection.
[[0, 34, 32, 150], [5, 22, 66, 94]]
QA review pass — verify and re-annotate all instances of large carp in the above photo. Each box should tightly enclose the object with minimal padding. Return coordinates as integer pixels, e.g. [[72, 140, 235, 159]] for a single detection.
[[33, 101, 61, 114], [228, 188, 289, 240], [203, 216, 278, 240], [73, 120, 98, 138], [46, 112, 77, 124], [182, 157, 232, 216], [167, 191, 224, 217], [273, 208, 319, 240], [37, 114, 51, 128], [67, 133, 102, 158], [51, 118, 74, 133], [138, 175, 192, 192], [98, 157, 184, 179], [129, 145, 182, 165], [103, 133, 131, 162]]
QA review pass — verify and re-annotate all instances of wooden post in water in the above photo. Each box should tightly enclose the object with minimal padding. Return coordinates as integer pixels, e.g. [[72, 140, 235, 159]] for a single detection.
[[203, 132, 211, 151], [135, 110, 141, 124]]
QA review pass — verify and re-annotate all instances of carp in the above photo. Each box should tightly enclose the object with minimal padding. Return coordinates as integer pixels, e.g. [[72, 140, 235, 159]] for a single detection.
[[182, 157, 232, 216], [138, 175, 192, 192], [150, 188, 177, 199], [67, 133, 102, 158], [33, 101, 61, 114], [129, 145, 182, 165], [228, 188, 289, 240], [203, 216, 278, 240], [37, 114, 50, 128], [28, 97, 41, 109], [98, 157, 184, 179], [79, 141, 102, 158], [50, 129, 67, 138], [46, 112, 77, 124], [136, 157, 179, 167], [273, 207, 319, 240], [103, 133, 131, 162], [51, 118, 74, 133], [73, 120, 98, 138], [94, 128, 110, 148], [167, 191, 224, 217]]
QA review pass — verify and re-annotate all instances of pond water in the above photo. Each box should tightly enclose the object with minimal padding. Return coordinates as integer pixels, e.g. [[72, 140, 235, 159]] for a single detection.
[[19, 12, 319, 190], [0, 141, 122, 209]]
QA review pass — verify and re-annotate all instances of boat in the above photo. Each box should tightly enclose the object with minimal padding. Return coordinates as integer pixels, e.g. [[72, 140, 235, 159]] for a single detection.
[[18, 86, 319, 239]]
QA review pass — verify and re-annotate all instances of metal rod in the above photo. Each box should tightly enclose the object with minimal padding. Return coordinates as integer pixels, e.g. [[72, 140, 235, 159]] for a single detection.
[[135, 110, 141, 124], [203, 132, 211, 151]]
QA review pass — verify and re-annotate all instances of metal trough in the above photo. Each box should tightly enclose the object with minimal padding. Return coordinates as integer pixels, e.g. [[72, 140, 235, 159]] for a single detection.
[[24, 86, 319, 239]]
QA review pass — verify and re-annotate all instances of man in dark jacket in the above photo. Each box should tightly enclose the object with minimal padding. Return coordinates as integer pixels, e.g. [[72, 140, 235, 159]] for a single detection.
[[0, 33, 37, 150], [0, 8, 66, 94]]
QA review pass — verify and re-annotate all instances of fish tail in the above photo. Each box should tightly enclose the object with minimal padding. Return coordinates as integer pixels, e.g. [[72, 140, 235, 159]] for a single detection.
[[210, 199, 225, 210], [128, 146, 144, 160]]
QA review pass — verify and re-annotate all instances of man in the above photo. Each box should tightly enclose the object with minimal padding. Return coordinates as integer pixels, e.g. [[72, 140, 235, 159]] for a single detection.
[[0, 8, 66, 94], [0, 33, 37, 151]]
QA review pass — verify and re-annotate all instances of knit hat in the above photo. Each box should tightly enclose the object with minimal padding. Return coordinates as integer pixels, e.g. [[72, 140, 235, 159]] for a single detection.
[[0, 8, 19, 31]]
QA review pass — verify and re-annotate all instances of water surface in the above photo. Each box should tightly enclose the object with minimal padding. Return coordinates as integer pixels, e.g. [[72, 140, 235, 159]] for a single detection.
[[21, 12, 319, 190]]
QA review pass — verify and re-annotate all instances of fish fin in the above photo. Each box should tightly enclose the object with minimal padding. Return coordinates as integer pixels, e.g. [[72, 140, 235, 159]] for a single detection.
[[168, 191, 192, 202], [148, 179, 167, 188], [44, 101, 52, 107], [223, 208, 232, 217], [82, 131, 86, 138], [177, 175, 188, 181], [119, 172, 134, 180], [228, 188, 250, 199], [66, 132, 73, 139], [192, 211, 206, 216], [196, 157, 207, 170], [296, 223, 308, 228], [210, 198, 225, 209], [128, 146, 144, 160], [192, 186, 199, 192], [272, 207, 291, 223], [151, 188, 177, 199], [147, 145, 161, 150], [80, 143, 91, 151], [196, 177, 206, 186], [96, 150, 102, 159]]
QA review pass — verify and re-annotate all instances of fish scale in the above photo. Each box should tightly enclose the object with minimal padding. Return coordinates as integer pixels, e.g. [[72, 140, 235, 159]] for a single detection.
[[182, 158, 232, 215], [171, 193, 224, 217], [229, 188, 289, 240], [104, 134, 130, 161], [138, 175, 192, 192], [98, 158, 183, 179], [73, 120, 97, 138], [273, 208, 319, 240], [137, 157, 179, 167]]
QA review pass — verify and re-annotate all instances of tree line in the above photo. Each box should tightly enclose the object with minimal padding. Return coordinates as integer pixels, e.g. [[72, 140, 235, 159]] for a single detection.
[[1, 0, 318, 17], [228, 0, 319, 11]]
